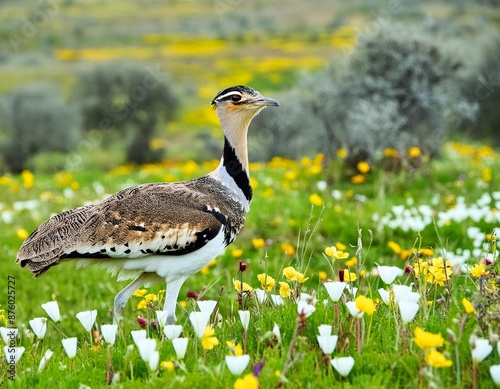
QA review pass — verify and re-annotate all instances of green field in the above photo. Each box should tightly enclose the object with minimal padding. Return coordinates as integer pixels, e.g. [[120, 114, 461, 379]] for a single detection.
[[1, 1, 500, 388]]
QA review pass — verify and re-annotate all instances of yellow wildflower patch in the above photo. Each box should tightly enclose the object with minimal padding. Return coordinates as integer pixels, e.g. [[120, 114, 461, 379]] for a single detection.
[[257, 273, 276, 291], [414, 327, 444, 349]]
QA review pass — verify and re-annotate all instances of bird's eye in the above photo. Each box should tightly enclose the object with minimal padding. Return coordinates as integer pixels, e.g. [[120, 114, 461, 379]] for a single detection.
[[231, 95, 242, 102]]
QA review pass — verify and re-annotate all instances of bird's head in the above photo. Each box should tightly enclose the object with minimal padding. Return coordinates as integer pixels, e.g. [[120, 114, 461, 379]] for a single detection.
[[211, 85, 279, 128]]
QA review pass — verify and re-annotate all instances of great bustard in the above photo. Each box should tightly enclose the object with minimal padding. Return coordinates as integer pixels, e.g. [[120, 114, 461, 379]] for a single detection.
[[17, 85, 279, 324]]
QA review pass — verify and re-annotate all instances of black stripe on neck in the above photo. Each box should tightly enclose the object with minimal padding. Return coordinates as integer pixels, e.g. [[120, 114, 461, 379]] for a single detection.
[[223, 136, 252, 202]]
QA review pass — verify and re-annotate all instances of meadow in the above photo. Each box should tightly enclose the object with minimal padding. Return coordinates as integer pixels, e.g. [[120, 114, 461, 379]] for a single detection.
[[1, 0, 500, 388], [1, 141, 499, 388]]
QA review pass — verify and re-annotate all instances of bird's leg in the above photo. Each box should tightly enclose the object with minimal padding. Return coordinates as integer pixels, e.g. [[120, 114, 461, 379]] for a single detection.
[[114, 272, 150, 323], [163, 276, 188, 325]]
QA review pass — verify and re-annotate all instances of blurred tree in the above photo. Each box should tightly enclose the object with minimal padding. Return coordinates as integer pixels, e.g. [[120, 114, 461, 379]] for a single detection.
[[74, 61, 178, 165], [252, 24, 477, 167], [1, 84, 81, 173], [461, 36, 500, 146]]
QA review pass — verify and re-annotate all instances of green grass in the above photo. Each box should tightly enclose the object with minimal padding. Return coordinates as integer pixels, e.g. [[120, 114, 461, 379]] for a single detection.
[[0, 142, 499, 388]]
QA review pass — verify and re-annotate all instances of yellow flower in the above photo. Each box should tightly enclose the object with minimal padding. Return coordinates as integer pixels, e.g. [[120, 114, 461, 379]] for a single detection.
[[226, 340, 243, 356], [233, 279, 253, 293], [462, 298, 476, 314], [344, 269, 357, 282], [408, 147, 421, 158], [424, 349, 452, 368], [295, 272, 309, 283], [283, 266, 298, 280], [232, 248, 243, 258], [336, 242, 347, 250], [351, 174, 365, 184], [133, 289, 147, 297], [234, 374, 259, 389], [257, 273, 276, 291], [281, 243, 296, 256], [309, 193, 323, 207], [469, 263, 489, 278], [16, 228, 29, 240], [279, 282, 291, 298], [21, 170, 34, 189], [355, 295, 375, 315], [388, 241, 402, 254], [413, 258, 429, 279], [383, 148, 399, 157], [337, 148, 347, 159], [482, 167, 492, 183], [345, 257, 357, 267], [201, 326, 219, 351], [160, 360, 175, 372], [414, 327, 444, 349], [137, 293, 158, 310], [420, 248, 434, 257], [325, 246, 349, 260], [319, 271, 328, 281], [252, 238, 266, 249], [356, 161, 370, 174]]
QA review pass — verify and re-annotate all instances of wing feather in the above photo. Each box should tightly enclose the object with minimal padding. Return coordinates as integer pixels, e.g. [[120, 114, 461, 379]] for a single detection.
[[16, 179, 236, 277]]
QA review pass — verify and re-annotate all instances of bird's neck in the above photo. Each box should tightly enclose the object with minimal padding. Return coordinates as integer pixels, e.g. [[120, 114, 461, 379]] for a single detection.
[[211, 109, 261, 206], [221, 135, 252, 202]]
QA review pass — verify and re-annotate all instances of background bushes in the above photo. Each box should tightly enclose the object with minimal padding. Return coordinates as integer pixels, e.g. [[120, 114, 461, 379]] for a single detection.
[[251, 24, 478, 167]]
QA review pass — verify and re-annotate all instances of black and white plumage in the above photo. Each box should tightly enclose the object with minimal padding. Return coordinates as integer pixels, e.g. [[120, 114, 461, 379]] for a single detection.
[[16, 85, 279, 324]]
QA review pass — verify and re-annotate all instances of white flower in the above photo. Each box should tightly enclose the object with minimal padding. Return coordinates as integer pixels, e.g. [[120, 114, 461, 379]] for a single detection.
[[271, 294, 284, 306], [299, 293, 315, 304], [317, 335, 338, 355], [272, 323, 282, 344], [225, 354, 250, 375], [172, 337, 189, 359], [471, 338, 493, 363], [490, 365, 500, 385], [323, 282, 346, 302], [41, 301, 61, 322], [163, 325, 183, 340], [392, 285, 420, 304], [189, 311, 211, 338], [136, 338, 156, 362], [155, 311, 169, 327], [130, 330, 147, 346], [318, 324, 332, 337], [197, 300, 217, 315], [254, 289, 267, 304], [29, 317, 47, 338], [75, 310, 97, 332], [346, 285, 358, 298], [377, 265, 404, 285], [297, 301, 316, 317], [61, 337, 77, 358], [4, 346, 25, 365], [345, 301, 363, 318], [101, 324, 118, 346], [148, 350, 159, 371], [238, 310, 250, 332], [331, 356, 355, 376], [0, 327, 18, 344], [37, 349, 53, 372], [399, 302, 420, 324], [378, 288, 391, 305]]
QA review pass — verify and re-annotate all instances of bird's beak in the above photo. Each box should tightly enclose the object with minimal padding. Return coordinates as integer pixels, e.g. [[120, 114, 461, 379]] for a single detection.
[[253, 96, 280, 107]]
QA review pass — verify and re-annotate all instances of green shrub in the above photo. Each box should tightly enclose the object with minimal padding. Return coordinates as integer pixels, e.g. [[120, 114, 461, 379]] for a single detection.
[[73, 60, 178, 165], [0, 83, 81, 173], [252, 24, 477, 166]]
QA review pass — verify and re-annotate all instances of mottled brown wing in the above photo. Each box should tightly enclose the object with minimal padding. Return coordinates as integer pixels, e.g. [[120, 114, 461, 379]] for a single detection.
[[17, 182, 225, 277]]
